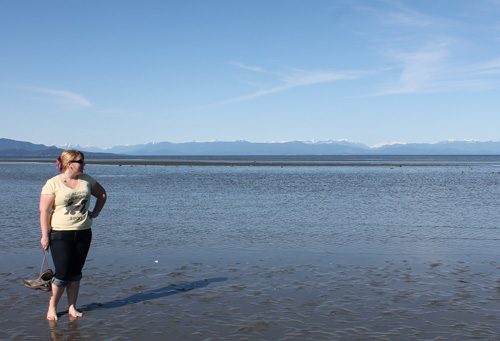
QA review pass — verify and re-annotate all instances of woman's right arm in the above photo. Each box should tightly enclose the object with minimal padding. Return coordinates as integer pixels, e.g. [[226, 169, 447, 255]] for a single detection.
[[40, 194, 54, 250]]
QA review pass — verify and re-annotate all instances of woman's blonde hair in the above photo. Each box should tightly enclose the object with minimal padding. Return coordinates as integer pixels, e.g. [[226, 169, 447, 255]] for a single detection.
[[57, 149, 85, 172]]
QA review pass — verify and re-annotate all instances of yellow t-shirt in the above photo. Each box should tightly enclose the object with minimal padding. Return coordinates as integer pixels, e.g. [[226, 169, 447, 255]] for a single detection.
[[41, 174, 97, 231]]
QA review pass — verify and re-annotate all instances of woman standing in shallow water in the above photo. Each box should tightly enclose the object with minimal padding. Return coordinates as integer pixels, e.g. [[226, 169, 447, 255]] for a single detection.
[[40, 150, 107, 321]]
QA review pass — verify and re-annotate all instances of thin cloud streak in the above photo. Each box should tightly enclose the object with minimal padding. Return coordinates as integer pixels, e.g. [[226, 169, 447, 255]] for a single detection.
[[29, 87, 92, 107], [468, 58, 500, 75], [229, 61, 266, 73], [179, 64, 375, 113], [384, 11, 433, 27], [203, 64, 374, 108], [352, 1, 439, 28]]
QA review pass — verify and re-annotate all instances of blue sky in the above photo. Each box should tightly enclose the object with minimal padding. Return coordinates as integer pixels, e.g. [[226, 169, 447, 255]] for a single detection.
[[2, 0, 500, 148]]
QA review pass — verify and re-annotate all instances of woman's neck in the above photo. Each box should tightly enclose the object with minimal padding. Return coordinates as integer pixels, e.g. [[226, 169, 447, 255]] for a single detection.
[[61, 171, 79, 181]]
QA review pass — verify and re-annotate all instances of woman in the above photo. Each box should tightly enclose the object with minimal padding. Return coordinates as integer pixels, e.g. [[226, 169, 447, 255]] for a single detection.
[[40, 149, 107, 321]]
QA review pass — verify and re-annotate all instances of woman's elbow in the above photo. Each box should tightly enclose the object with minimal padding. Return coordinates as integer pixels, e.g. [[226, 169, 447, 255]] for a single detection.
[[39, 206, 50, 215]]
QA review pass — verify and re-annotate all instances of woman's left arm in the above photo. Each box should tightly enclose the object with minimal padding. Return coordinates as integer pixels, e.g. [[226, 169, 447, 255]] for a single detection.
[[89, 182, 107, 218]]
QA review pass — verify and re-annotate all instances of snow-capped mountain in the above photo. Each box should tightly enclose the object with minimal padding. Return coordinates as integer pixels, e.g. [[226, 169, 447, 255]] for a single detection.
[[4, 138, 500, 156], [57, 143, 106, 153], [103, 139, 371, 155]]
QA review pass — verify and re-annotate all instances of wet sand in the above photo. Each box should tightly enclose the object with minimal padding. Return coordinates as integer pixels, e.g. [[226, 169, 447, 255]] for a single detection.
[[3, 246, 500, 340]]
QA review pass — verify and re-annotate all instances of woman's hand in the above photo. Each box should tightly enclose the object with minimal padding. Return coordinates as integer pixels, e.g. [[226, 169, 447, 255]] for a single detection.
[[41, 236, 49, 250]]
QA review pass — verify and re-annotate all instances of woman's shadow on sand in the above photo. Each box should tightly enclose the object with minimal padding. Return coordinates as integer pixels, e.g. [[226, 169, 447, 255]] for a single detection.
[[79, 277, 228, 312]]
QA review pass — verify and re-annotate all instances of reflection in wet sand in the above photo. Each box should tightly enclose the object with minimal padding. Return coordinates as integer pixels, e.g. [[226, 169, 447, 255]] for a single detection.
[[4, 249, 500, 340], [48, 319, 82, 341]]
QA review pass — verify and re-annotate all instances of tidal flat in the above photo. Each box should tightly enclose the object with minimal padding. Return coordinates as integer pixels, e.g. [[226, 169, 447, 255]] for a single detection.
[[2, 158, 500, 339]]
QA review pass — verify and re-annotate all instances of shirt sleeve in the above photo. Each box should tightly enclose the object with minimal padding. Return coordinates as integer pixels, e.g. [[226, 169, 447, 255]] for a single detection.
[[81, 174, 97, 187], [41, 178, 56, 195]]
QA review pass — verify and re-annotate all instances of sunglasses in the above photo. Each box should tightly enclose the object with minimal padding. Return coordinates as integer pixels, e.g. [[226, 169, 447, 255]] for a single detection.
[[70, 159, 85, 164]]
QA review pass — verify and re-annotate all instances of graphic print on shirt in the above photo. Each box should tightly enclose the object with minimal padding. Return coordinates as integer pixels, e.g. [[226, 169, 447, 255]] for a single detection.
[[64, 191, 89, 222], [65, 199, 88, 216]]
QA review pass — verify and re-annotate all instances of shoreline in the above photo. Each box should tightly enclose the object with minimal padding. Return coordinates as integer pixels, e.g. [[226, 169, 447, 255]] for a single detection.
[[0, 155, 495, 167]]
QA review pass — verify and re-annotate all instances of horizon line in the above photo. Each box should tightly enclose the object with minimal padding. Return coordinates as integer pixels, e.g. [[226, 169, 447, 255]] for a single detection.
[[49, 138, 500, 150]]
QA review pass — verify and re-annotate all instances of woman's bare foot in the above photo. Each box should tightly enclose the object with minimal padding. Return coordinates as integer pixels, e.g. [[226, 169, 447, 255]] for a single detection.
[[47, 283, 64, 321], [47, 307, 58, 321], [68, 305, 82, 318]]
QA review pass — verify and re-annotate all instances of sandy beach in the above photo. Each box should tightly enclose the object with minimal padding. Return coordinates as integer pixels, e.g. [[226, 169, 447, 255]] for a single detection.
[[3, 246, 500, 340]]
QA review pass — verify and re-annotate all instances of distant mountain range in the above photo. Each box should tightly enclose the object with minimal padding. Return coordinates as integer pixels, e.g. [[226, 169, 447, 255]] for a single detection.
[[0, 138, 63, 156], [2, 138, 500, 156]]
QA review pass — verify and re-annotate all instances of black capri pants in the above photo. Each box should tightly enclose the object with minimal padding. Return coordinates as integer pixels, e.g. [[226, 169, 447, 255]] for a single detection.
[[50, 229, 92, 287]]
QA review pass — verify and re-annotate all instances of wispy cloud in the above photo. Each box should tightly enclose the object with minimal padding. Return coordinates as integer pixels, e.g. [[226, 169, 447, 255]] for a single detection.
[[468, 58, 500, 75], [378, 42, 451, 94], [383, 10, 433, 27], [27, 87, 92, 107], [351, 1, 500, 95], [376, 41, 500, 95], [380, 2, 436, 27], [209, 63, 374, 107], [347, 1, 439, 28], [229, 61, 266, 73], [332, 1, 468, 95], [210, 1, 500, 108]]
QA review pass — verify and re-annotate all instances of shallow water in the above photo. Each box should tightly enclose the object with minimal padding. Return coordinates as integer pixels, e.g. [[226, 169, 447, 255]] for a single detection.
[[2, 159, 500, 339]]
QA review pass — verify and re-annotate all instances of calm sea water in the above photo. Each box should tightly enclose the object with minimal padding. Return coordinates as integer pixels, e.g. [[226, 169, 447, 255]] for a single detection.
[[2, 157, 500, 339], [2, 157, 500, 255]]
